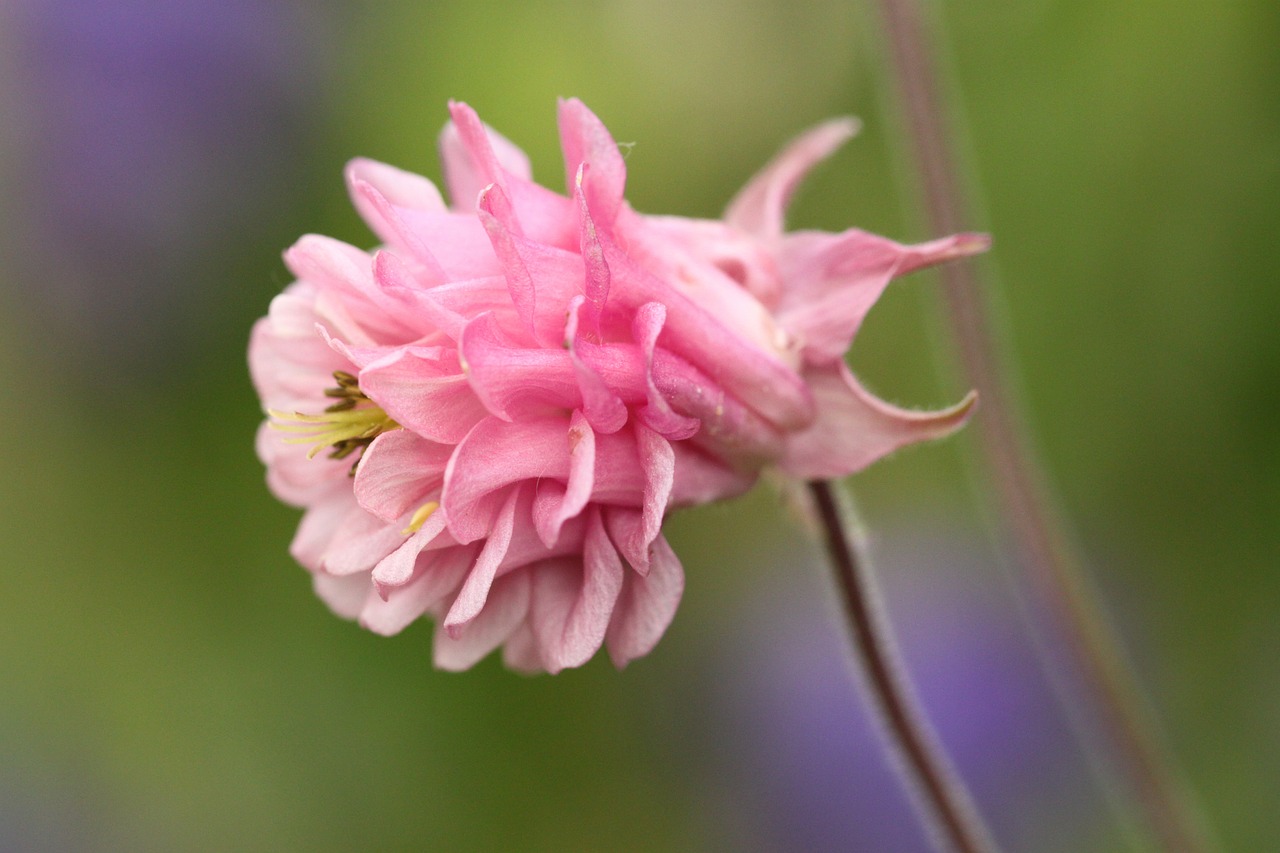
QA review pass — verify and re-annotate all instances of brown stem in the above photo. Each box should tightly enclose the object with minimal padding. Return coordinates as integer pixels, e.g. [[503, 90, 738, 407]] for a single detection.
[[808, 480, 998, 853], [871, 1, 1212, 850]]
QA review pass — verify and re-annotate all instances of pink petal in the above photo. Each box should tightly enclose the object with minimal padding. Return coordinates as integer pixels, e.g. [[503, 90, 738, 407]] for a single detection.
[[357, 345, 488, 445], [780, 361, 978, 479], [444, 485, 522, 632], [288, 487, 355, 571], [574, 165, 611, 334], [565, 296, 629, 433], [434, 570, 532, 671], [534, 510, 625, 672], [603, 231, 815, 431], [442, 417, 572, 544], [532, 410, 596, 548], [370, 509, 452, 595], [668, 442, 758, 507], [347, 173, 449, 283], [372, 250, 466, 341], [634, 423, 674, 573], [500, 622, 542, 673], [650, 349, 786, 463], [775, 229, 990, 365], [605, 533, 684, 668], [284, 236, 413, 344], [320, 505, 406, 576], [352, 430, 452, 523], [558, 98, 626, 226], [725, 118, 860, 237], [440, 101, 530, 210], [632, 302, 700, 440], [459, 312, 580, 420], [346, 157, 446, 216], [359, 545, 476, 636]]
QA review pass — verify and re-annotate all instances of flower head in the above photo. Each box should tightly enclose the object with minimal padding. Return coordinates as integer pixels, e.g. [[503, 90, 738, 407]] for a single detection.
[[249, 100, 984, 673]]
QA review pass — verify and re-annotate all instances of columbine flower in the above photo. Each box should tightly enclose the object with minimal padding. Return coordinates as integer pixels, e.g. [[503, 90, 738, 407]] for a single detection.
[[249, 99, 984, 673]]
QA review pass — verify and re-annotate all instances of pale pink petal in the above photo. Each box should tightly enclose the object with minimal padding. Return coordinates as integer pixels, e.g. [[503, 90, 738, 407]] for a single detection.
[[347, 173, 449, 283], [573, 165, 611, 333], [634, 423, 674, 572], [478, 184, 583, 346], [605, 533, 684, 668], [372, 250, 466, 341], [434, 570, 531, 671], [780, 361, 978, 479], [288, 488, 355, 571], [500, 622, 542, 673], [725, 117, 860, 237], [603, 235, 815, 431], [320, 505, 406, 576], [311, 571, 370, 620], [346, 157, 446, 214], [257, 419, 348, 507], [650, 349, 786, 463], [668, 442, 758, 507]]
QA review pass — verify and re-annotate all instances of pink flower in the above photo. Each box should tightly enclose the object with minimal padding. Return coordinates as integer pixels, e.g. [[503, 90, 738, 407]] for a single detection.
[[249, 100, 983, 673]]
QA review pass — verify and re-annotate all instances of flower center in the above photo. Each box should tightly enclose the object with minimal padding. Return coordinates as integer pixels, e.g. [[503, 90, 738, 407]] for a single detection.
[[269, 371, 399, 472]]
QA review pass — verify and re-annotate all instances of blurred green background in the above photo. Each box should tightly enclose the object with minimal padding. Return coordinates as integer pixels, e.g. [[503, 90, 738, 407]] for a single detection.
[[1, 1, 1276, 850]]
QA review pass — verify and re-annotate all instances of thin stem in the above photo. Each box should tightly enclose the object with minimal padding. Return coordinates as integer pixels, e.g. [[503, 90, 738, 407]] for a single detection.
[[871, 1, 1212, 850], [808, 480, 998, 853]]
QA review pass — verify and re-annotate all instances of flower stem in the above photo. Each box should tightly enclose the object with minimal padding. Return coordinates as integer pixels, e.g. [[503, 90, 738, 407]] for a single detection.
[[871, 1, 1213, 850], [808, 480, 998, 853]]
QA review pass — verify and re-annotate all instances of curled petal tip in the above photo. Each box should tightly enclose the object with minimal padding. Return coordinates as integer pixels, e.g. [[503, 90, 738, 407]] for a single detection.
[[954, 232, 992, 255]]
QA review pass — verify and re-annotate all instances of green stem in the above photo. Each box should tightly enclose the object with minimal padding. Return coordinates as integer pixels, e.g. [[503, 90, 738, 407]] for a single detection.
[[808, 480, 998, 853]]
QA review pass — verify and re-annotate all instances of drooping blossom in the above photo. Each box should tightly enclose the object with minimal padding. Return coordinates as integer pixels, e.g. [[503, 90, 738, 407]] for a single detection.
[[249, 99, 985, 673]]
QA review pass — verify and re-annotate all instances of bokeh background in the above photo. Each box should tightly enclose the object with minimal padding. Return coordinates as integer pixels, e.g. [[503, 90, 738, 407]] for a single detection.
[[1, 1, 1276, 850]]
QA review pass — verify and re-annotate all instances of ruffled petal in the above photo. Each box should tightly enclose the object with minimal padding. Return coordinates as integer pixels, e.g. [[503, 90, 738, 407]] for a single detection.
[[565, 296, 630, 433], [459, 311, 580, 420], [632, 302, 700, 440], [442, 417, 571, 544]]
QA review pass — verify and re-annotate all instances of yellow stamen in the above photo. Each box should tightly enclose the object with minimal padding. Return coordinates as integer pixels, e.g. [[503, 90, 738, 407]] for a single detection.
[[267, 372, 399, 466], [401, 501, 440, 536]]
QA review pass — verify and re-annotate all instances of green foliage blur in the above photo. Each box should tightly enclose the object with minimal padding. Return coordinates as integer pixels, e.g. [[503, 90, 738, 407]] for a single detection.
[[0, 1, 1275, 850]]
